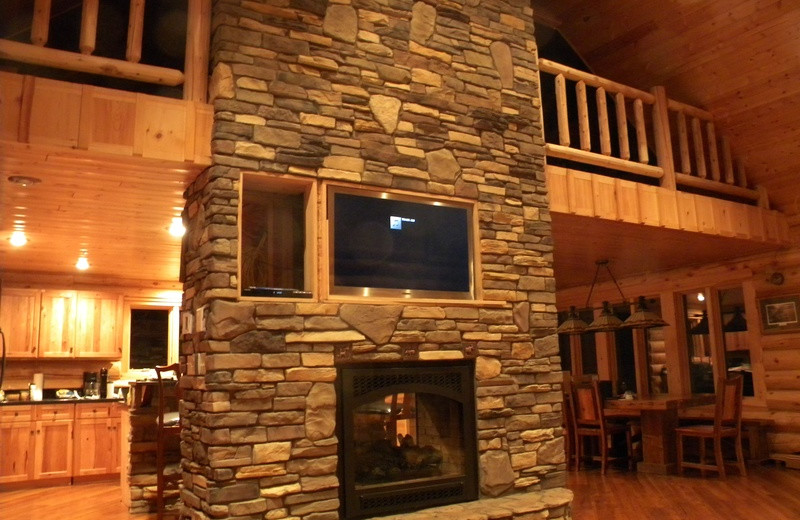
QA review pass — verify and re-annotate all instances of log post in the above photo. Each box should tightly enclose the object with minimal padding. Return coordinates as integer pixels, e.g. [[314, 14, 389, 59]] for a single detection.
[[650, 86, 677, 190], [184, 0, 211, 102], [127, 0, 146, 63], [80, 0, 100, 55]]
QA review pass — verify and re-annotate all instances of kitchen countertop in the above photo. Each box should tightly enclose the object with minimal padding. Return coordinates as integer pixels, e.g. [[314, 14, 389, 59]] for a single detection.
[[0, 397, 124, 406]]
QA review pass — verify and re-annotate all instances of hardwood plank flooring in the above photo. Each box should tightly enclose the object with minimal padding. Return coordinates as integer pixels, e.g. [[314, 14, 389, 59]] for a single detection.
[[1, 466, 799, 519], [568, 464, 800, 519]]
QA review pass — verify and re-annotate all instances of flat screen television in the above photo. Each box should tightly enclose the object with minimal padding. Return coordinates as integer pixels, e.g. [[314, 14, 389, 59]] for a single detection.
[[328, 186, 475, 299]]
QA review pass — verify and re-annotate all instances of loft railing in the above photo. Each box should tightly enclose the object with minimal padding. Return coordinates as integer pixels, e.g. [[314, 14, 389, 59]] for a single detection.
[[539, 59, 765, 207], [0, 0, 210, 102]]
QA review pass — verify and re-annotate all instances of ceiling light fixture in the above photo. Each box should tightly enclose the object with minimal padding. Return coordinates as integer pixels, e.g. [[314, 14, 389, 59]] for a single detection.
[[76, 249, 90, 271], [9, 230, 27, 247], [7, 175, 42, 187], [557, 260, 669, 335], [168, 216, 186, 237]]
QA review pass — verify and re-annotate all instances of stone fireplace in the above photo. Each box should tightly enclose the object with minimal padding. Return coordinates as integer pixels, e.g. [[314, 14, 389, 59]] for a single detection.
[[338, 361, 478, 519], [178, 1, 571, 519]]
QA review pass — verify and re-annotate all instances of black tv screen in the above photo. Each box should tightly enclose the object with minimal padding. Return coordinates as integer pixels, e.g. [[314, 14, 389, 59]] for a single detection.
[[330, 189, 474, 299]]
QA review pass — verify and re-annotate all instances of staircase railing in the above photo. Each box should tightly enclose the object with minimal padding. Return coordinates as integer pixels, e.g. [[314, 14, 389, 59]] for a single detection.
[[539, 58, 764, 207], [0, 0, 210, 102]]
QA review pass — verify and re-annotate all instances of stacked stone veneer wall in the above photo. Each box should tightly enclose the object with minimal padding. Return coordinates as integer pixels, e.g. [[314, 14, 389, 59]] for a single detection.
[[179, 0, 568, 519]]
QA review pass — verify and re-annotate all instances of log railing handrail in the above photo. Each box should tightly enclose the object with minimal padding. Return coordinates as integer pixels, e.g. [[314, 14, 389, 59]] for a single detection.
[[539, 59, 764, 206], [0, 0, 209, 103]]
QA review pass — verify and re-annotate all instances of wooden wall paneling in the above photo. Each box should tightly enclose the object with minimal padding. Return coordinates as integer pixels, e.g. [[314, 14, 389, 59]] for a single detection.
[[746, 205, 767, 241], [729, 202, 751, 239], [28, 78, 82, 148], [705, 286, 727, 387], [632, 327, 651, 398], [594, 330, 618, 384], [194, 103, 213, 163], [762, 348, 800, 372], [615, 179, 640, 223], [545, 166, 569, 213], [135, 95, 187, 161], [660, 290, 692, 397], [766, 390, 800, 412], [712, 199, 735, 237], [591, 174, 617, 219], [82, 87, 138, 155], [677, 191, 698, 231], [183, 100, 197, 161], [763, 370, 800, 391], [763, 210, 782, 243], [566, 168, 594, 216], [0, 73, 23, 141], [656, 189, 680, 229], [637, 184, 660, 226], [694, 196, 716, 234]]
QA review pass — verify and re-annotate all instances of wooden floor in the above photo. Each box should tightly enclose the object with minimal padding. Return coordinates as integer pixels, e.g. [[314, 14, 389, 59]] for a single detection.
[[568, 464, 800, 519], [1, 465, 799, 519]]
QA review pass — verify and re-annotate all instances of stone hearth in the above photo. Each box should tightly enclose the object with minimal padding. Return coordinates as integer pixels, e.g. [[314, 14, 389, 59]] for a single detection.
[[178, 0, 568, 519]]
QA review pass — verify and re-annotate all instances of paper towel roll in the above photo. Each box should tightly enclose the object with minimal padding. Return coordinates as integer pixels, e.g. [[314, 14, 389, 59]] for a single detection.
[[32, 373, 44, 389]]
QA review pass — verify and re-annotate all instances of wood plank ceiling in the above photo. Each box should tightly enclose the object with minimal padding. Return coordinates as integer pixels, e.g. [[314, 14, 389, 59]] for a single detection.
[[532, 0, 798, 288]]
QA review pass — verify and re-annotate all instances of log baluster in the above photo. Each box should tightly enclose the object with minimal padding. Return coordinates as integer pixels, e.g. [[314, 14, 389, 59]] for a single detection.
[[80, 0, 100, 55], [634, 98, 648, 163], [31, 0, 52, 46], [127, 0, 146, 64], [555, 73, 570, 146], [677, 111, 691, 174], [691, 117, 707, 178], [706, 121, 721, 181], [597, 87, 611, 156], [577, 80, 591, 151], [722, 136, 735, 185], [615, 93, 630, 160]]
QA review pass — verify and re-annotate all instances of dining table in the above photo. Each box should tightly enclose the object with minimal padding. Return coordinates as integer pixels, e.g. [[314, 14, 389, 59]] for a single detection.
[[604, 394, 715, 474]]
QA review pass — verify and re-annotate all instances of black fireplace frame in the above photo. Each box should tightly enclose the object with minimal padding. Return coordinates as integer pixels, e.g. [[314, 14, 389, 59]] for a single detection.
[[337, 360, 479, 519]]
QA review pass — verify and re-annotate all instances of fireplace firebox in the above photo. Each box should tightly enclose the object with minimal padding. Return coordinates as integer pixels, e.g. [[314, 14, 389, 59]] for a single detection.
[[338, 361, 478, 519]]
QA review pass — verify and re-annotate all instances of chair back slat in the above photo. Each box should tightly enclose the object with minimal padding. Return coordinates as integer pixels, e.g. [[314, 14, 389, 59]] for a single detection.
[[571, 380, 603, 427], [715, 374, 743, 430]]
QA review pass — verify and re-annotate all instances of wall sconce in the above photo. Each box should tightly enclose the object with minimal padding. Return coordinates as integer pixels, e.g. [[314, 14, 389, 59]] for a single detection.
[[76, 249, 90, 271]]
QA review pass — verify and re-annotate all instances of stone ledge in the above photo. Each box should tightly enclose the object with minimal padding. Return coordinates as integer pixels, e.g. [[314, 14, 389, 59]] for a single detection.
[[369, 488, 573, 520]]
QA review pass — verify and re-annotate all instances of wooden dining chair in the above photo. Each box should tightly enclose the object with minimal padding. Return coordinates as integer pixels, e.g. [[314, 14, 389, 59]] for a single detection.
[[570, 379, 633, 474], [675, 374, 746, 478], [154, 363, 182, 519]]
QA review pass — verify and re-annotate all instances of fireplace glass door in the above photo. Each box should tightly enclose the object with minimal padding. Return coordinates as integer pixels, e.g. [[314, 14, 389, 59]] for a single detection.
[[339, 361, 478, 519]]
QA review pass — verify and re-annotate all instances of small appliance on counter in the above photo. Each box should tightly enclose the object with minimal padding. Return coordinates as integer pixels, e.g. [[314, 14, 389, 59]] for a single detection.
[[99, 368, 108, 398], [83, 371, 100, 398]]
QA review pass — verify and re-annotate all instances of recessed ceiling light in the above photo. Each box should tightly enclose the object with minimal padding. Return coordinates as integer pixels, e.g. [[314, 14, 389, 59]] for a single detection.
[[9, 230, 27, 247], [168, 217, 186, 237], [8, 175, 42, 187]]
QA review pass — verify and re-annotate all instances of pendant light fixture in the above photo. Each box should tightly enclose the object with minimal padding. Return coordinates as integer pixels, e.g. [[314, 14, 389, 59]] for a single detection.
[[723, 307, 747, 332], [557, 260, 669, 335], [622, 296, 669, 329]]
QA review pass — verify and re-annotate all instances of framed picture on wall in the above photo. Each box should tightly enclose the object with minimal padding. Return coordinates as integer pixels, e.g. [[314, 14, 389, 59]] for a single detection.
[[759, 295, 800, 334]]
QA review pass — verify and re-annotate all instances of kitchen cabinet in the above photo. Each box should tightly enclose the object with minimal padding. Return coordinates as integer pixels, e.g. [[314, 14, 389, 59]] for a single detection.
[[0, 405, 74, 484], [0, 406, 35, 484], [73, 402, 122, 476], [0, 288, 40, 358], [1, 287, 122, 359], [32, 405, 74, 480], [38, 290, 77, 358], [74, 292, 122, 358]]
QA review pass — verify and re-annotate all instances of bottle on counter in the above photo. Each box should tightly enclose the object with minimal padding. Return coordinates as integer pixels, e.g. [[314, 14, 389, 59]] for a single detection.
[[99, 368, 108, 398]]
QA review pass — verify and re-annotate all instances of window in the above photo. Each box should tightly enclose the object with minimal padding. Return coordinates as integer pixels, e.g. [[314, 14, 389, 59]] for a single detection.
[[718, 287, 753, 396], [121, 295, 180, 375], [683, 290, 714, 394]]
